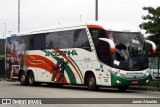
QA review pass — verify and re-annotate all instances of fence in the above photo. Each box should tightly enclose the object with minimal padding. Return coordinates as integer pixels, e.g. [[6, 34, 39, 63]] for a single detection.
[[147, 56, 160, 91]]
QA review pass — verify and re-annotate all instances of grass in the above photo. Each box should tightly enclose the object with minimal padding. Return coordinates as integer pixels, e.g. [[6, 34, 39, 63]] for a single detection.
[[0, 78, 8, 81], [0, 57, 5, 60], [147, 80, 160, 87], [0, 56, 5, 60]]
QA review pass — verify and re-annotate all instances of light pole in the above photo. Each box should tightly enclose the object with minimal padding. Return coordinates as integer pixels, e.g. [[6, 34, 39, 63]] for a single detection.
[[4, 23, 6, 38], [18, 0, 20, 33], [95, 0, 98, 21], [80, 15, 81, 22]]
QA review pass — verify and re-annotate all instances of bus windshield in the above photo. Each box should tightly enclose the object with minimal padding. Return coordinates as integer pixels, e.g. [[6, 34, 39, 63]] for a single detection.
[[111, 31, 148, 71], [89, 28, 149, 71]]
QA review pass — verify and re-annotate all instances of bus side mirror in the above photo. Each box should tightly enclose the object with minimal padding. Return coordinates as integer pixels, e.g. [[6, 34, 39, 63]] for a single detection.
[[145, 40, 156, 54], [99, 38, 116, 53]]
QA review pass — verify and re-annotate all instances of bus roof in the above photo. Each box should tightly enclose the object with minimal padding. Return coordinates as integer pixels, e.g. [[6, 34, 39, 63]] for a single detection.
[[14, 21, 140, 36]]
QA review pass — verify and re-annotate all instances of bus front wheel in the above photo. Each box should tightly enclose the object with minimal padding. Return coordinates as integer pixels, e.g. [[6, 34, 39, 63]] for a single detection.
[[87, 73, 98, 91]]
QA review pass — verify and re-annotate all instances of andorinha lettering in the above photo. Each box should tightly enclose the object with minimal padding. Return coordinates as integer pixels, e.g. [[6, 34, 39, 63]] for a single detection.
[[126, 72, 143, 75], [45, 50, 78, 57]]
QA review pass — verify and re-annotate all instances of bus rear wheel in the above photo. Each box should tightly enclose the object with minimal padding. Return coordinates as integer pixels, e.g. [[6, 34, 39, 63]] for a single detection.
[[87, 73, 98, 91], [19, 72, 27, 86], [27, 72, 35, 86]]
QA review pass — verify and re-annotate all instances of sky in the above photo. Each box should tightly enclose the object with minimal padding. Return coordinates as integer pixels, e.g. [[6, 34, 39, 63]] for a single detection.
[[0, 0, 160, 38]]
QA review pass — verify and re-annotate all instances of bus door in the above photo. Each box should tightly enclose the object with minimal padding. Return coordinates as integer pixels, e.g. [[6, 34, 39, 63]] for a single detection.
[[100, 64, 111, 86], [96, 40, 112, 85]]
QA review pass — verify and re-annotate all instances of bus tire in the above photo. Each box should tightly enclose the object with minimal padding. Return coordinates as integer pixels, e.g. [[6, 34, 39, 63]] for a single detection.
[[19, 72, 27, 86], [87, 73, 98, 91], [27, 72, 35, 86], [117, 86, 128, 91]]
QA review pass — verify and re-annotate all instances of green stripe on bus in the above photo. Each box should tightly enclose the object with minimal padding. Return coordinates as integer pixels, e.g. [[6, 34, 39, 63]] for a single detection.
[[68, 56, 83, 78], [41, 50, 77, 84], [54, 57, 77, 84]]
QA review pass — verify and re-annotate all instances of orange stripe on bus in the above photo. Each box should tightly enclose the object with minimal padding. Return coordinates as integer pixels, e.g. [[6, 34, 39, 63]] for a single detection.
[[87, 25, 104, 29], [110, 48, 115, 53], [26, 55, 67, 84], [153, 49, 156, 54]]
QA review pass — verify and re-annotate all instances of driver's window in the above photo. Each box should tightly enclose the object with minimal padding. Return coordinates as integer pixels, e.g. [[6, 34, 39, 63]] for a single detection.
[[96, 40, 111, 66]]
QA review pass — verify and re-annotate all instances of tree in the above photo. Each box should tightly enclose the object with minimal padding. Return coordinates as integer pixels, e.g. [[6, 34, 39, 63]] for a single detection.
[[139, 6, 160, 52]]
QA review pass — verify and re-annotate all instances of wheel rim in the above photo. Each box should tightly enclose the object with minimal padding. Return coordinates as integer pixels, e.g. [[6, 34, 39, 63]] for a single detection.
[[89, 78, 94, 87], [20, 75, 25, 83], [29, 75, 33, 84]]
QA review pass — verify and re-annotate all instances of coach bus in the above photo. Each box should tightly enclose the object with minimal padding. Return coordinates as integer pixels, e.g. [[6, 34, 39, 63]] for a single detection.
[[5, 21, 156, 91]]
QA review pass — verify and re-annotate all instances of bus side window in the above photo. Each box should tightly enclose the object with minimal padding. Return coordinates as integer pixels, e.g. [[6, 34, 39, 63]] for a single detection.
[[74, 29, 91, 51], [59, 30, 74, 49], [24, 35, 34, 50], [96, 41, 111, 66], [33, 33, 46, 50], [45, 32, 59, 49]]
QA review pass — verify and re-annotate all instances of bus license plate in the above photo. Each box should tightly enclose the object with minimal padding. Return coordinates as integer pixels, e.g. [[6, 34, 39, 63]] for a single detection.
[[132, 80, 138, 84]]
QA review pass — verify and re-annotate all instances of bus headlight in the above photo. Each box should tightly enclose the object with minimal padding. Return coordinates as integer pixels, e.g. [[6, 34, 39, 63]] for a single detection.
[[145, 72, 149, 76], [116, 80, 121, 84], [146, 79, 149, 83]]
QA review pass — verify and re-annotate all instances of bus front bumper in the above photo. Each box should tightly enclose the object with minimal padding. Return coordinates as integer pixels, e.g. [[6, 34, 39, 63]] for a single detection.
[[111, 73, 150, 87]]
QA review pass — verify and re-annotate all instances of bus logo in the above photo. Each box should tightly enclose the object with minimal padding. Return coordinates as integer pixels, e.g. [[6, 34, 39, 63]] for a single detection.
[[2, 99, 11, 104]]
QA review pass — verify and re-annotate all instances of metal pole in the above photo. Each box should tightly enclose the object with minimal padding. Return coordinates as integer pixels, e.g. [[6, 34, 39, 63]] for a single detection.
[[3, 33, 4, 39], [18, 0, 20, 33], [4, 23, 6, 38], [95, 0, 98, 21], [80, 15, 81, 22]]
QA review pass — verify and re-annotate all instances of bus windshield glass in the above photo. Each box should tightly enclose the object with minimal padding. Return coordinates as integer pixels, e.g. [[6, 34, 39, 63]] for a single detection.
[[89, 28, 149, 71], [111, 31, 148, 70]]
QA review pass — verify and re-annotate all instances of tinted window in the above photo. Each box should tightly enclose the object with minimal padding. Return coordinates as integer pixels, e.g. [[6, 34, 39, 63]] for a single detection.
[[24, 35, 33, 50], [112, 33, 129, 44], [74, 29, 90, 50], [59, 30, 74, 48], [24, 29, 90, 50], [89, 29, 111, 66], [32, 33, 46, 50], [46, 32, 59, 49], [89, 28, 106, 47]]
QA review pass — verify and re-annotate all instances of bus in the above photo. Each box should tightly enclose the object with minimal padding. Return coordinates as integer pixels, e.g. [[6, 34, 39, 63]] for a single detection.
[[5, 21, 156, 91]]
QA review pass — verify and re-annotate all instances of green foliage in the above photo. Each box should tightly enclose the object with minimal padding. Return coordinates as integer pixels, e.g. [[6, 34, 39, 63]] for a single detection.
[[148, 80, 160, 87], [139, 6, 160, 52], [0, 78, 8, 81], [0, 56, 5, 61]]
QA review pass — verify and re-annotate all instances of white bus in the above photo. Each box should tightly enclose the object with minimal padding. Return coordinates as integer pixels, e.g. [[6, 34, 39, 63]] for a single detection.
[[5, 21, 156, 91]]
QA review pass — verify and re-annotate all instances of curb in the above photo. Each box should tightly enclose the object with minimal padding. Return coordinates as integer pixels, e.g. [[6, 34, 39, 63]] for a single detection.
[[129, 86, 160, 91]]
